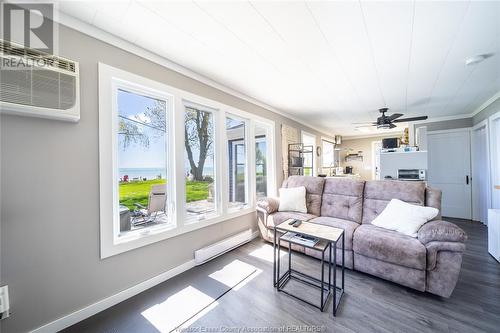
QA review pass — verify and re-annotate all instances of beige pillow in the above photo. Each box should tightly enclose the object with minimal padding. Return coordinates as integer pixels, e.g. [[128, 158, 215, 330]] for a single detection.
[[278, 186, 307, 213]]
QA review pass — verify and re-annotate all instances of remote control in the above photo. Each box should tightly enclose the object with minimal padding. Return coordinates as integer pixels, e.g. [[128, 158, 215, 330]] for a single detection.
[[293, 220, 302, 227], [288, 219, 297, 225]]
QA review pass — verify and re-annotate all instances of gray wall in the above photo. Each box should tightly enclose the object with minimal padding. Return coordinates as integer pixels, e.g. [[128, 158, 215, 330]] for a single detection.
[[412, 117, 473, 132], [0, 25, 328, 332], [410, 95, 500, 133], [473, 96, 500, 125], [338, 134, 401, 180]]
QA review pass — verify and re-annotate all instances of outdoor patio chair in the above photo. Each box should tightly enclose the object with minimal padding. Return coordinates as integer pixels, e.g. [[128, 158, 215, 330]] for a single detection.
[[131, 184, 166, 226]]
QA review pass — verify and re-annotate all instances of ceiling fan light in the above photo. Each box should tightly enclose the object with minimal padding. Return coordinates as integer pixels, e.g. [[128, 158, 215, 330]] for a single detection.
[[377, 123, 392, 129]]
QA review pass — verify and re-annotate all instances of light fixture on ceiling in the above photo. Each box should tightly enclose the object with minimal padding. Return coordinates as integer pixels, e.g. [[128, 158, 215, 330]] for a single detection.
[[465, 53, 494, 66]]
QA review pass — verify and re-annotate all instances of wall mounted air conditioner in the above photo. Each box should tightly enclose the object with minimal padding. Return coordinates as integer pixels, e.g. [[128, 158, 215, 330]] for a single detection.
[[0, 40, 80, 122]]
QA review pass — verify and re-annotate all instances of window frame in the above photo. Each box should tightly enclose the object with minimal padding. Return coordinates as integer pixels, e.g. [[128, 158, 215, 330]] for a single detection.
[[301, 130, 317, 176], [225, 112, 250, 212], [254, 120, 276, 199], [322, 138, 336, 168], [182, 99, 221, 224], [99, 63, 276, 258]]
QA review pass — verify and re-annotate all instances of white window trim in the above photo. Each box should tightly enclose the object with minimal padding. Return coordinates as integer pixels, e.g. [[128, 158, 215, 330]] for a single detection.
[[301, 130, 317, 176], [321, 138, 336, 168], [181, 100, 221, 224], [98, 63, 276, 258], [255, 121, 276, 198], [225, 112, 251, 211]]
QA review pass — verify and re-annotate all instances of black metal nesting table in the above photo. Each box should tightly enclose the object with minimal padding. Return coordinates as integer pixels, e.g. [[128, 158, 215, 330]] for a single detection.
[[273, 219, 345, 316]]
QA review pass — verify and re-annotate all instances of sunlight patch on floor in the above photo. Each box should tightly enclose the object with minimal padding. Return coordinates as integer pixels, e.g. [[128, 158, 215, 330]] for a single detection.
[[208, 259, 257, 289], [141, 286, 218, 333], [175, 300, 219, 331], [248, 243, 286, 263]]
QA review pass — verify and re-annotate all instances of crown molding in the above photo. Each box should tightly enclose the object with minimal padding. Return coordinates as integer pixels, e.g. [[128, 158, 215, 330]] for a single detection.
[[410, 113, 474, 126], [470, 89, 500, 117], [55, 12, 333, 137], [342, 131, 404, 140]]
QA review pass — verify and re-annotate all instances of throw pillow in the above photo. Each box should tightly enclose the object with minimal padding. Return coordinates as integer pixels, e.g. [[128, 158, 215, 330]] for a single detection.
[[278, 186, 307, 213], [372, 199, 439, 237]]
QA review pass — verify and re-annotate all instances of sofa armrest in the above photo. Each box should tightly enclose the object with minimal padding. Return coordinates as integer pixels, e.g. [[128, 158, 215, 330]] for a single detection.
[[425, 241, 466, 270], [256, 197, 280, 214], [418, 220, 467, 245], [425, 187, 442, 220]]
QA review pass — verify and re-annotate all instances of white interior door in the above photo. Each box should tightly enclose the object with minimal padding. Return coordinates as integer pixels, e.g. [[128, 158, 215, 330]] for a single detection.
[[428, 129, 472, 219], [490, 112, 500, 209], [471, 121, 490, 224]]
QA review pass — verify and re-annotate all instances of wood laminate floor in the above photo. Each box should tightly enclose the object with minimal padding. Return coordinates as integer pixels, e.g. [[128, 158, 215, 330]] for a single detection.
[[63, 219, 500, 333]]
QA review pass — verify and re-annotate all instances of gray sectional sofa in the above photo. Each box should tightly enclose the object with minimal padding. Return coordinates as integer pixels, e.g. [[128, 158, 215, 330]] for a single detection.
[[256, 176, 467, 298]]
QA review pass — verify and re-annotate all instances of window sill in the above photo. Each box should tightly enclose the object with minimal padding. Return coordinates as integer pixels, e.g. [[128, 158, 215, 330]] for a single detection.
[[102, 207, 256, 259]]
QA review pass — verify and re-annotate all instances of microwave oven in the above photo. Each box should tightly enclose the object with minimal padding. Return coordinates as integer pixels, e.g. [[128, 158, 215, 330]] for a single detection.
[[398, 169, 426, 181]]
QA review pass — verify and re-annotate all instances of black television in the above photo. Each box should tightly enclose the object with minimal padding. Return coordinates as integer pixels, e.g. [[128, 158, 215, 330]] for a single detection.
[[382, 138, 400, 149]]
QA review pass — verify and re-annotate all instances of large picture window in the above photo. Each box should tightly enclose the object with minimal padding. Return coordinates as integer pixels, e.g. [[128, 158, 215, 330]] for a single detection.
[[184, 102, 218, 221], [255, 122, 273, 199], [226, 115, 248, 211], [117, 89, 170, 236], [99, 64, 275, 258], [322, 139, 335, 168], [302, 131, 316, 176]]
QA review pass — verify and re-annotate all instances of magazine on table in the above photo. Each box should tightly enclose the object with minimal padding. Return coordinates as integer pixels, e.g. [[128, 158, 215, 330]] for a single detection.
[[281, 232, 319, 247]]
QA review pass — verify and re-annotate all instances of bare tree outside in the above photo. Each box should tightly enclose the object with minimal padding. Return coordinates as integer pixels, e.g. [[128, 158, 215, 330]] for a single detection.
[[118, 100, 166, 149], [118, 102, 213, 182], [184, 107, 214, 181]]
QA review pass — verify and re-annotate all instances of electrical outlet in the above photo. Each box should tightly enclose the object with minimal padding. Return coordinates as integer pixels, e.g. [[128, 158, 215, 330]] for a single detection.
[[0, 285, 10, 319]]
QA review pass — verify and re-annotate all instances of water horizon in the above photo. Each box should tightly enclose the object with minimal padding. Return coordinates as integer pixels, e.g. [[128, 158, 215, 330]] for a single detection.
[[119, 167, 214, 180]]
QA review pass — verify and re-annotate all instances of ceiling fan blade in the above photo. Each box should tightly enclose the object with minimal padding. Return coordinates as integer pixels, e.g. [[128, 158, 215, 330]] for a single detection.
[[389, 123, 397, 129], [352, 122, 376, 125], [393, 116, 428, 123], [388, 113, 403, 121]]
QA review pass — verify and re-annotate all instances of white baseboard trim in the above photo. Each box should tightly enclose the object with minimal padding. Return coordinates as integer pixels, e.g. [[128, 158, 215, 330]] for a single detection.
[[30, 229, 259, 333], [30, 260, 196, 333]]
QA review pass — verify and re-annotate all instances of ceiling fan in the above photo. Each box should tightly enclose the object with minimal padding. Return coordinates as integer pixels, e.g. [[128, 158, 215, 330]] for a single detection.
[[353, 108, 428, 129]]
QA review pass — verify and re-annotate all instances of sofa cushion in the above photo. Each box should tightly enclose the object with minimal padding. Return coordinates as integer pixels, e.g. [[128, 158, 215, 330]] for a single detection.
[[266, 211, 317, 228], [353, 224, 426, 270], [283, 176, 325, 216], [320, 178, 365, 223], [362, 180, 425, 224], [309, 216, 358, 250]]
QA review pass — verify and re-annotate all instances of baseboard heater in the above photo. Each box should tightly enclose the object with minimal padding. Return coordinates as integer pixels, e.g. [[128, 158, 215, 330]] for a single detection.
[[194, 229, 253, 265]]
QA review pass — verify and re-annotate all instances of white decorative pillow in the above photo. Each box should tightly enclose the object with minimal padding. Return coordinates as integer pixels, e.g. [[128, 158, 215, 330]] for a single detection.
[[371, 199, 439, 237], [278, 186, 307, 213]]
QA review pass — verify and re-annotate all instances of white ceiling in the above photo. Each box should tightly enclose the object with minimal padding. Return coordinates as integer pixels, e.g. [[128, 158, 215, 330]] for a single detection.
[[57, 1, 500, 136]]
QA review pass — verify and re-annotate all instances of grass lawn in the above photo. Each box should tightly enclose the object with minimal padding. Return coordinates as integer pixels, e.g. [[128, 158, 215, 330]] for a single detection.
[[119, 179, 210, 211]]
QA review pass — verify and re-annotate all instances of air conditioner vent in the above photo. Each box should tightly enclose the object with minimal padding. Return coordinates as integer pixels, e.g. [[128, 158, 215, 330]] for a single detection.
[[0, 40, 77, 73], [0, 40, 80, 122]]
